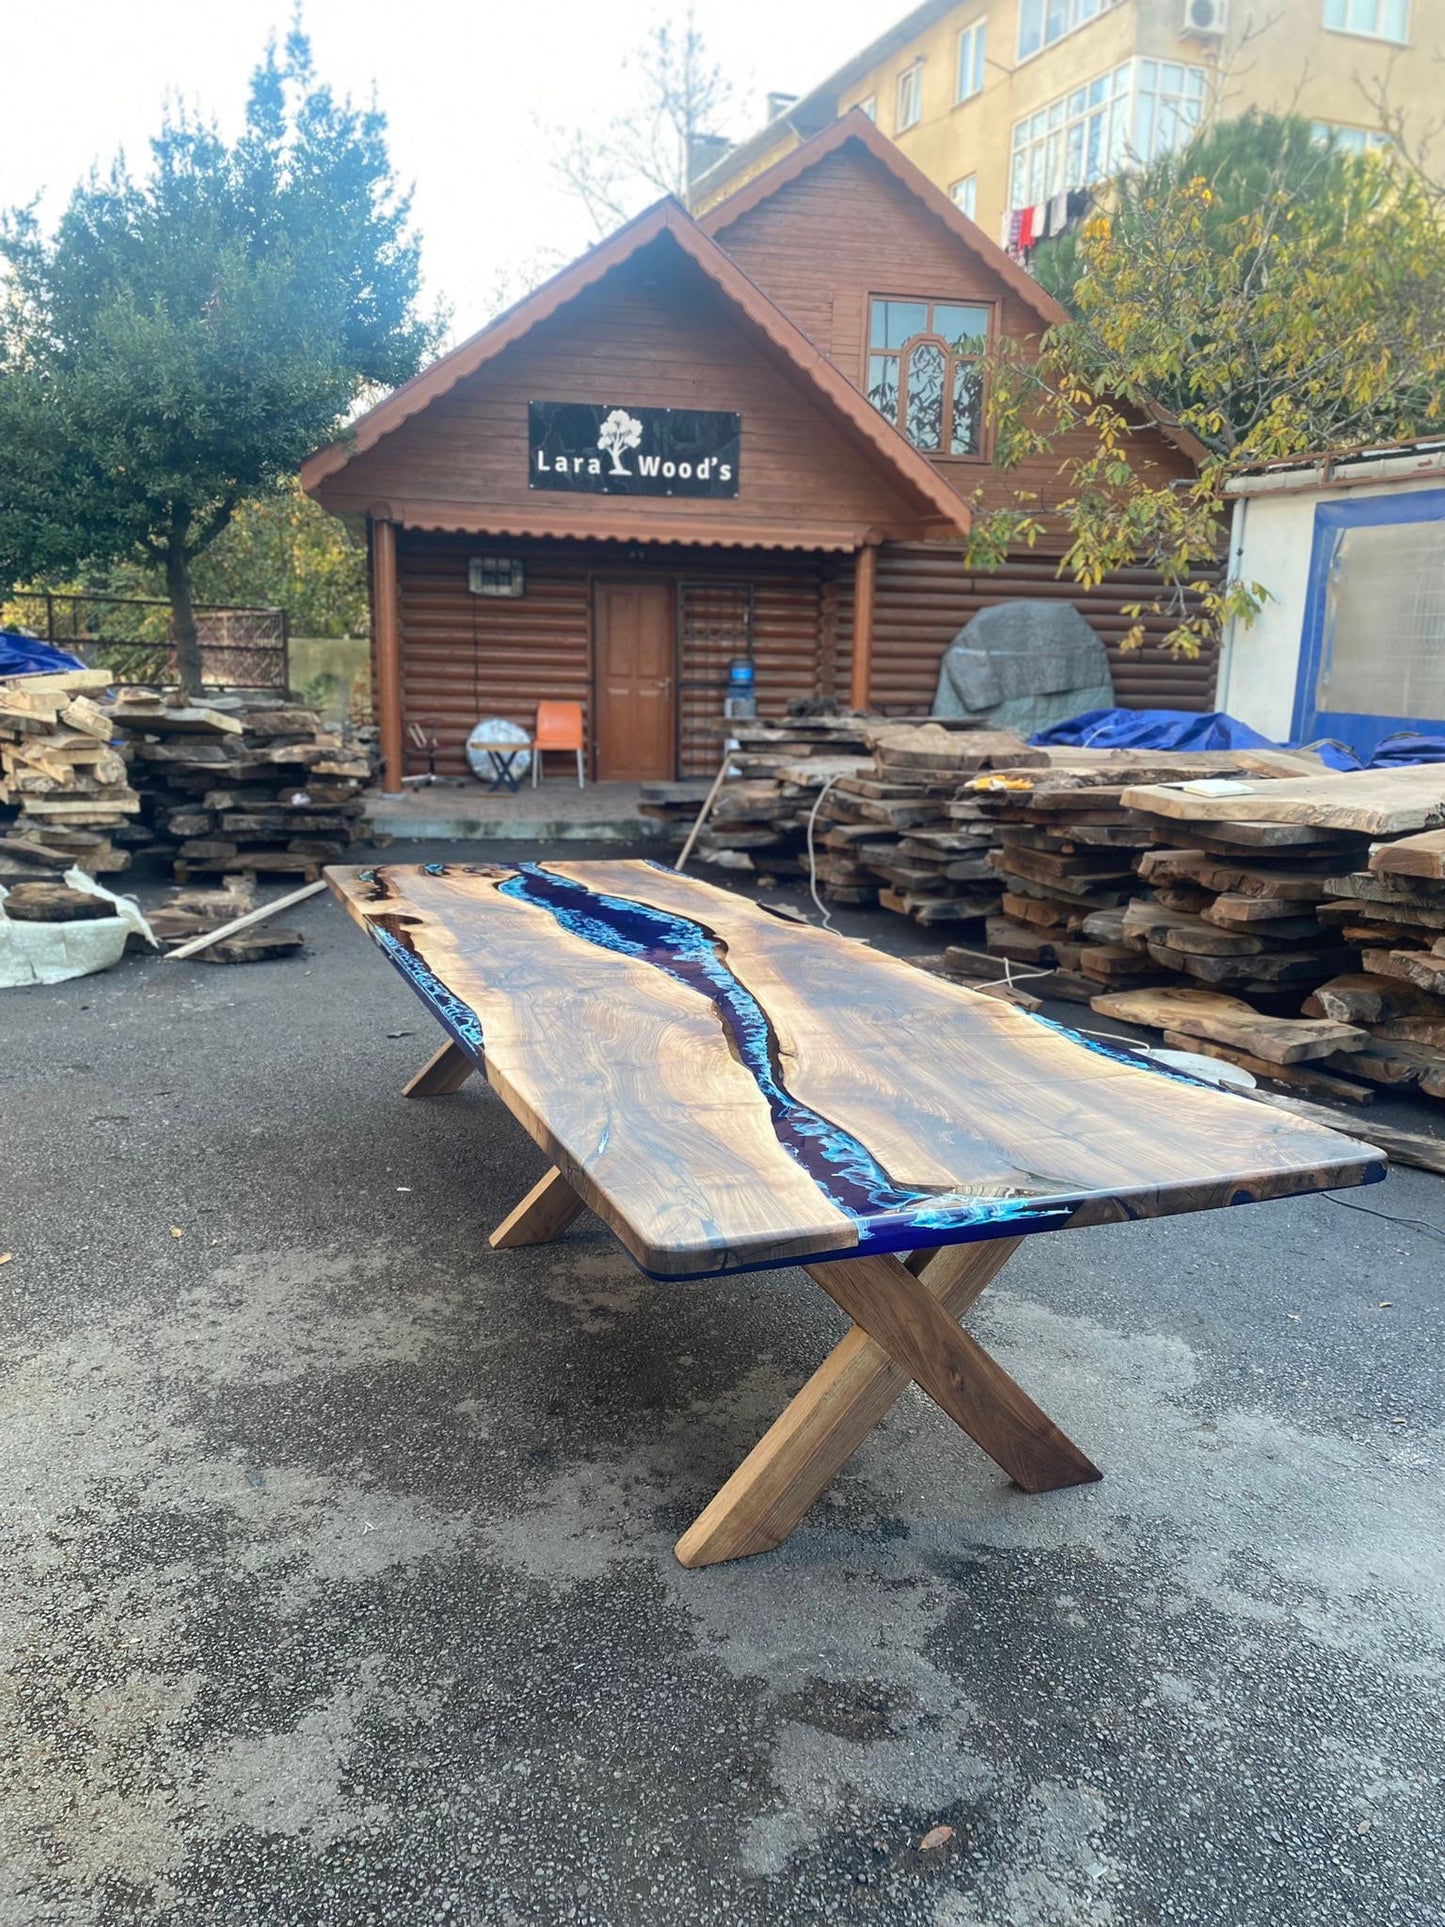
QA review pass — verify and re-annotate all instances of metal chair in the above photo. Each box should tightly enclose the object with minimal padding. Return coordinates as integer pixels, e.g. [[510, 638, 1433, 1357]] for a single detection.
[[532, 701, 586, 788]]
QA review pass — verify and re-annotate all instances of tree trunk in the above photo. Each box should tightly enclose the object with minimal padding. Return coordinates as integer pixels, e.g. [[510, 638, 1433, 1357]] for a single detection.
[[165, 546, 204, 697]]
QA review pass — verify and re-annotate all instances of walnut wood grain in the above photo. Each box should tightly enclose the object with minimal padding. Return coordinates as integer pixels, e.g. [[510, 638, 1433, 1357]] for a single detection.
[[328, 863, 858, 1276], [327, 861, 1385, 1279], [674, 1238, 1022, 1568], [553, 861, 1384, 1221], [403, 1039, 477, 1097]]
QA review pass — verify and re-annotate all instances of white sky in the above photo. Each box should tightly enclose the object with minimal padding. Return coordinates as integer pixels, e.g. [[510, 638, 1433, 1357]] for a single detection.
[[2, 0, 900, 340]]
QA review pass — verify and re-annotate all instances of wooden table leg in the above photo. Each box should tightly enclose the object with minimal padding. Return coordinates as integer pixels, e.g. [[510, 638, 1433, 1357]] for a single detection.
[[808, 1247, 1101, 1496], [403, 1038, 476, 1098], [489, 1165, 587, 1249], [674, 1237, 1099, 1570]]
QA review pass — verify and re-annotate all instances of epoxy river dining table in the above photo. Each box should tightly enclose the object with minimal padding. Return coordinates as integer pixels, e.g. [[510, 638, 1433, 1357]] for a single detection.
[[326, 859, 1384, 1567]]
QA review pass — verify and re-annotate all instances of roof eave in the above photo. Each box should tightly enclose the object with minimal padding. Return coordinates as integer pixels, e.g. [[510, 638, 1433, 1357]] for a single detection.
[[304, 195, 969, 540]]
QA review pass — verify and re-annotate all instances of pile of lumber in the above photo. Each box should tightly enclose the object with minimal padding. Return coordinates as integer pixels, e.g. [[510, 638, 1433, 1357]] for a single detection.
[[810, 724, 1039, 923], [968, 762, 1172, 991], [639, 712, 873, 875], [0, 668, 139, 876], [644, 714, 1042, 921], [956, 750, 1317, 997], [114, 690, 372, 882], [1088, 764, 1445, 1106]]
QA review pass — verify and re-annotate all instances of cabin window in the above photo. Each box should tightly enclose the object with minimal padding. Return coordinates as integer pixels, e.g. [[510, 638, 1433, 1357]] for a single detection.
[[957, 19, 987, 101], [866, 297, 991, 457], [897, 64, 923, 131]]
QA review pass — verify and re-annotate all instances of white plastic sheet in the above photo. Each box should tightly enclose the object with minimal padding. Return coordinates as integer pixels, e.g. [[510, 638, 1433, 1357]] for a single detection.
[[0, 869, 158, 988]]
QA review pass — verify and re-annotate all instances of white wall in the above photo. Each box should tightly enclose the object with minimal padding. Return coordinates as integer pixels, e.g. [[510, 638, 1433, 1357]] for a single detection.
[[1217, 475, 1443, 740]]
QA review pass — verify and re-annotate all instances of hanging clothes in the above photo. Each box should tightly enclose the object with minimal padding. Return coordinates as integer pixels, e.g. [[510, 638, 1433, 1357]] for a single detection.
[[1017, 204, 1036, 250], [1046, 191, 1069, 239], [1007, 208, 1023, 252], [1066, 187, 1090, 224]]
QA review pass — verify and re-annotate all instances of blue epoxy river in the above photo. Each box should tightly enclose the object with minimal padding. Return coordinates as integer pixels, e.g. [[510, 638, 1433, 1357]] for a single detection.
[[497, 862, 1079, 1250]]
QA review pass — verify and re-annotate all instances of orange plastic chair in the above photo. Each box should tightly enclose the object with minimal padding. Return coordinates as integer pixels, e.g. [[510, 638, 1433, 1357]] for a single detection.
[[532, 700, 586, 788]]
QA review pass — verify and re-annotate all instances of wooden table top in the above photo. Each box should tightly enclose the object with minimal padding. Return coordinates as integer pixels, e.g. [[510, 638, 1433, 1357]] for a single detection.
[[328, 861, 1385, 1279]]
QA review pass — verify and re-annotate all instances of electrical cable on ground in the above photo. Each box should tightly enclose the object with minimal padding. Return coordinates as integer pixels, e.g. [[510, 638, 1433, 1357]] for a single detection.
[[1321, 1191, 1445, 1245], [804, 772, 842, 929]]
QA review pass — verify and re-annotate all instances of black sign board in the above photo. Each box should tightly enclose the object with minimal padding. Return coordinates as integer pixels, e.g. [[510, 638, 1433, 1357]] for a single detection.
[[528, 401, 740, 497]]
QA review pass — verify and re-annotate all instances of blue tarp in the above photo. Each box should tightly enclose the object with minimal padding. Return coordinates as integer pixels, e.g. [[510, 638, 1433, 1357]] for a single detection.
[[1367, 731, 1445, 768], [0, 631, 87, 678], [1031, 707, 1276, 752], [1029, 706, 1363, 769]]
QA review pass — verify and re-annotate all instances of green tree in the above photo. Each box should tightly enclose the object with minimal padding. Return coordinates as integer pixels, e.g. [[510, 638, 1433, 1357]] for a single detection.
[[972, 115, 1445, 654], [187, 482, 367, 637], [0, 31, 431, 692], [1030, 112, 1351, 313]]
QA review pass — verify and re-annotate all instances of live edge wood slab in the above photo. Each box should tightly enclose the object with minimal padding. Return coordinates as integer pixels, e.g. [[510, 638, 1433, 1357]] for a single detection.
[[327, 860, 1385, 1566]]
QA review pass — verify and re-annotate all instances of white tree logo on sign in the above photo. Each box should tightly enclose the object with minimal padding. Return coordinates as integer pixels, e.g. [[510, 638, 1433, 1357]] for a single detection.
[[597, 408, 644, 476]]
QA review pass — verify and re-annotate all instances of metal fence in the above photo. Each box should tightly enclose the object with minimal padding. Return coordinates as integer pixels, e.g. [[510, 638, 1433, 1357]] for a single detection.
[[6, 591, 289, 690]]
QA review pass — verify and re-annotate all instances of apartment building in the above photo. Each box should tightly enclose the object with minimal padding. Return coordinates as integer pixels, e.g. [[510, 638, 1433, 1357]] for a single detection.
[[692, 0, 1439, 244]]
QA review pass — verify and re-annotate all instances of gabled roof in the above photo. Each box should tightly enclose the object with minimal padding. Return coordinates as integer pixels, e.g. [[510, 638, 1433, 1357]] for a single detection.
[[301, 196, 969, 535], [699, 111, 1207, 465], [699, 109, 1070, 333]]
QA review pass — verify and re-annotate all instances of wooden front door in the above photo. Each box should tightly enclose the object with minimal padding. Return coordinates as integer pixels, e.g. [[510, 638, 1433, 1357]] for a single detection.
[[594, 581, 676, 781]]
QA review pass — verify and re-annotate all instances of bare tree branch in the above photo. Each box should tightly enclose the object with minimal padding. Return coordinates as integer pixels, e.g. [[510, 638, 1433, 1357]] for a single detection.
[[548, 8, 736, 238]]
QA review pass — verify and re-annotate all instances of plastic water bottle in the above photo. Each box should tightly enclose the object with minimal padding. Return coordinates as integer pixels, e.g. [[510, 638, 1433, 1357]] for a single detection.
[[725, 657, 757, 719]]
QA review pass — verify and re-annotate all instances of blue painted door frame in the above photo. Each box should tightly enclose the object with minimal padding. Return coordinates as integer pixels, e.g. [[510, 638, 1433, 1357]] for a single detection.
[[1291, 487, 1445, 758]]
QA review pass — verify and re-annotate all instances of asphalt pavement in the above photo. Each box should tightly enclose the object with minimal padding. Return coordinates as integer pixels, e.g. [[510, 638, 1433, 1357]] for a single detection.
[[2, 841, 1443, 1926]]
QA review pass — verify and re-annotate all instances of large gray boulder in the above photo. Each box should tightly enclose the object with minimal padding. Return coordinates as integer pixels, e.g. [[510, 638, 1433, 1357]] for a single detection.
[[932, 600, 1113, 734]]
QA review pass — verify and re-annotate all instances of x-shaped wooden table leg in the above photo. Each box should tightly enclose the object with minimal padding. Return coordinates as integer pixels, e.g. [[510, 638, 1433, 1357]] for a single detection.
[[402, 1038, 476, 1098], [479, 1153, 1102, 1570]]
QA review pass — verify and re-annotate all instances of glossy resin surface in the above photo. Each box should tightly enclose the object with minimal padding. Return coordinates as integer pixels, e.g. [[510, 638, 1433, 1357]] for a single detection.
[[328, 861, 1384, 1278]]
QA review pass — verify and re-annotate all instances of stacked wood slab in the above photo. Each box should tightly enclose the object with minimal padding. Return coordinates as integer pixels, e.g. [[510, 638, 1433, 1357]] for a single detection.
[[638, 713, 873, 875], [0, 668, 138, 876], [967, 760, 1179, 992], [114, 690, 372, 883], [1090, 765, 1445, 1107], [956, 751, 1311, 997], [812, 724, 1040, 924]]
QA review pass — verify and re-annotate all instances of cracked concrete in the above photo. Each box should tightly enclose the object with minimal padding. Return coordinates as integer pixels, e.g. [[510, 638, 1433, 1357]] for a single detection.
[[2, 839, 1443, 1925]]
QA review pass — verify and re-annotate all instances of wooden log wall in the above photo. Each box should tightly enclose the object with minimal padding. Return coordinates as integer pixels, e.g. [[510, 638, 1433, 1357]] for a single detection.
[[397, 534, 592, 778], [391, 532, 1219, 779], [836, 545, 1221, 716], [394, 531, 833, 780]]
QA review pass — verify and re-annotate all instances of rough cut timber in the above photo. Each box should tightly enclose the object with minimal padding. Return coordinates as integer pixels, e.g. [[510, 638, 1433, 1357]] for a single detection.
[[0, 669, 138, 873], [1369, 829, 1445, 880], [1089, 986, 1367, 1066], [1122, 765, 1445, 837], [115, 689, 375, 881]]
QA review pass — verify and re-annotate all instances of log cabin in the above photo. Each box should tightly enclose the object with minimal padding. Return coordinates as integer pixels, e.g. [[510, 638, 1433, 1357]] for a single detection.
[[301, 111, 1206, 787]]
